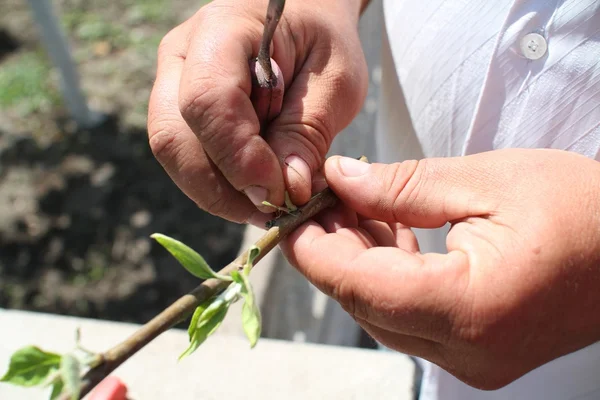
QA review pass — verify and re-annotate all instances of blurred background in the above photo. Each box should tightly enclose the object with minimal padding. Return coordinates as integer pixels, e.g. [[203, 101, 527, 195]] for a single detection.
[[0, 0, 382, 340], [0, 0, 247, 326]]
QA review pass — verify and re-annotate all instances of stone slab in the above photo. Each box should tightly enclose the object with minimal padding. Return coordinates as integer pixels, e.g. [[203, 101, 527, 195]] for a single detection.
[[0, 309, 415, 400]]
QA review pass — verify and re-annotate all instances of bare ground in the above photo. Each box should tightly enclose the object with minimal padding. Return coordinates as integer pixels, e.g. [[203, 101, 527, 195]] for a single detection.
[[0, 0, 245, 327]]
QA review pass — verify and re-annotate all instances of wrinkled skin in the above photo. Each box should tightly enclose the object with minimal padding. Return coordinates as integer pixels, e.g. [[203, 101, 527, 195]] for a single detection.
[[281, 149, 600, 390], [147, 0, 368, 225]]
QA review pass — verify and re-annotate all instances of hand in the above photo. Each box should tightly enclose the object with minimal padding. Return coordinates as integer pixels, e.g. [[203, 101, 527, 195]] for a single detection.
[[147, 0, 368, 225], [281, 149, 600, 390]]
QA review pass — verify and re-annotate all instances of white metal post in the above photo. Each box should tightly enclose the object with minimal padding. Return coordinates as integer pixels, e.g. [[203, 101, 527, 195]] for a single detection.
[[27, 0, 103, 128]]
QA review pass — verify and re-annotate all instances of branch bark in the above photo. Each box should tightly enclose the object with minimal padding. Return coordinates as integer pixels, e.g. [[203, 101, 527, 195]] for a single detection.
[[62, 187, 338, 400]]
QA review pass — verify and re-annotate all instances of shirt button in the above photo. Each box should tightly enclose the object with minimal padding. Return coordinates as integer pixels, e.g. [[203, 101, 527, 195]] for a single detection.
[[520, 33, 548, 60]]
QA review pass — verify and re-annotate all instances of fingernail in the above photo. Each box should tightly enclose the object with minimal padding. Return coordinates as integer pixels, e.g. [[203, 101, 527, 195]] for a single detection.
[[337, 156, 370, 177], [244, 186, 269, 207], [285, 155, 311, 185]]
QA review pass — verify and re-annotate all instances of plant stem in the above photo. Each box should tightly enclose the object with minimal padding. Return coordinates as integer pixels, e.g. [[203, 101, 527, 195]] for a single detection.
[[257, 0, 286, 86], [60, 188, 338, 400]]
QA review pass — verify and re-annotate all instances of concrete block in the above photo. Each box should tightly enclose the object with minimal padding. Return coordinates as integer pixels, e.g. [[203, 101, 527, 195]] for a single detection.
[[0, 309, 415, 400]]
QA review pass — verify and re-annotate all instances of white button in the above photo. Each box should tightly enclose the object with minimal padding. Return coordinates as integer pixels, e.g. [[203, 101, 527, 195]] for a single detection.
[[520, 33, 548, 60]]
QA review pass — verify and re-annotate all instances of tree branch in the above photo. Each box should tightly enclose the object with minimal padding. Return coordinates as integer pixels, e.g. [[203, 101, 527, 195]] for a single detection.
[[257, 0, 286, 84], [62, 187, 338, 400]]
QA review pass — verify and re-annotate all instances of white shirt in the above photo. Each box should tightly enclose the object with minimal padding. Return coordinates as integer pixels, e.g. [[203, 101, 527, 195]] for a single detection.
[[375, 1, 600, 399]]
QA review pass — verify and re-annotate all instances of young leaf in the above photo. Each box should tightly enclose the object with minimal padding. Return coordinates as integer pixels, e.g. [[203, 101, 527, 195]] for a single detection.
[[151, 233, 231, 281], [244, 246, 261, 274], [0, 346, 61, 387], [232, 270, 262, 347], [49, 379, 64, 400], [179, 304, 229, 361], [60, 354, 81, 400], [230, 270, 243, 284], [239, 272, 262, 347], [242, 302, 261, 348], [187, 297, 215, 341], [180, 283, 242, 360]]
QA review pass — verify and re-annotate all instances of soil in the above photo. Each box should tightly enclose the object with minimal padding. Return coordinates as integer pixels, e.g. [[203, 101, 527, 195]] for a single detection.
[[0, 0, 245, 327]]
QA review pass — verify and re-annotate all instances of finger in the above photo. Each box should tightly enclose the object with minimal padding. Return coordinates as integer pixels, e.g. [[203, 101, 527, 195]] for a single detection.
[[313, 201, 358, 232], [265, 31, 369, 206], [311, 203, 377, 247], [148, 20, 267, 223], [357, 218, 397, 247], [250, 57, 285, 125], [322, 155, 500, 228], [336, 227, 378, 249], [282, 223, 470, 341], [178, 7, 287, 211], [356, 317, 442, 364], [280, 221, 363, 299], [311, 170, 328, 194], [357, 218, 420, 253], [391, 222, 420, 253]]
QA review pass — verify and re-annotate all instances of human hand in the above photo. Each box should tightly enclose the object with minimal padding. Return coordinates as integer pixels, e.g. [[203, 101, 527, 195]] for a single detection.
[[147, 0, 368, 225], [281, 149, 600, 389]]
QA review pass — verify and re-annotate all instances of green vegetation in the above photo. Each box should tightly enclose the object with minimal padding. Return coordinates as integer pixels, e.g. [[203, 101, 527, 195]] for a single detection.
[[0, 51, 61, 115], [61, 12, 129, 48], [125, 0, 172, 24]]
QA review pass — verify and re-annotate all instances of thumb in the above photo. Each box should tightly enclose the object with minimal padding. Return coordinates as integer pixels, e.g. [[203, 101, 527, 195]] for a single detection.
[[323, 155, 496, 228]]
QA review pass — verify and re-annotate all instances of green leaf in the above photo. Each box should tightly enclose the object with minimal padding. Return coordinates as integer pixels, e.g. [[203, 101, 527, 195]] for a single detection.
[[232, 270, 262, 347], [187, 297, 214, 341], [180, 283, 242, 360], [179, 304, 229, 361], [49, 379, 64, 400], [0, 346, 61, 387], [230, 270, 243, 284], [151, 233, 231, 281], [244, 246, 261, 275], [239, 272, 261, 347], [60, 354, 81, 400]]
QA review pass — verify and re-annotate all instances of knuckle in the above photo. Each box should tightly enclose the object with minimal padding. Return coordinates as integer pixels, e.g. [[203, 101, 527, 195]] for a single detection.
[[157, 22, 189, 61], [157, 30, 177, 59], [210, 134, 251, 172], [178, 76, 216, 127], [269, 123, 325, 172], [179, 76, 240, 144], [299, 115, 333, 158], [147, 118, 181, 163], [388, 159, 426, 220], [274, 112, 332, 163]]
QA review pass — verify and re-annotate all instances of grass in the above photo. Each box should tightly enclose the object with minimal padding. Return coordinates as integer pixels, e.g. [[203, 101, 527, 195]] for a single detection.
[[0, 0, 207, 121], [61, 12, 130, 48], [125, 0, 172, 24], [0, 51, 61, 115]]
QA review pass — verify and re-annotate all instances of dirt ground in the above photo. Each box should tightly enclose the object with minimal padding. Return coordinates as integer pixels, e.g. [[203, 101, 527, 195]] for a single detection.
[[0, 0, 246, 327]]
